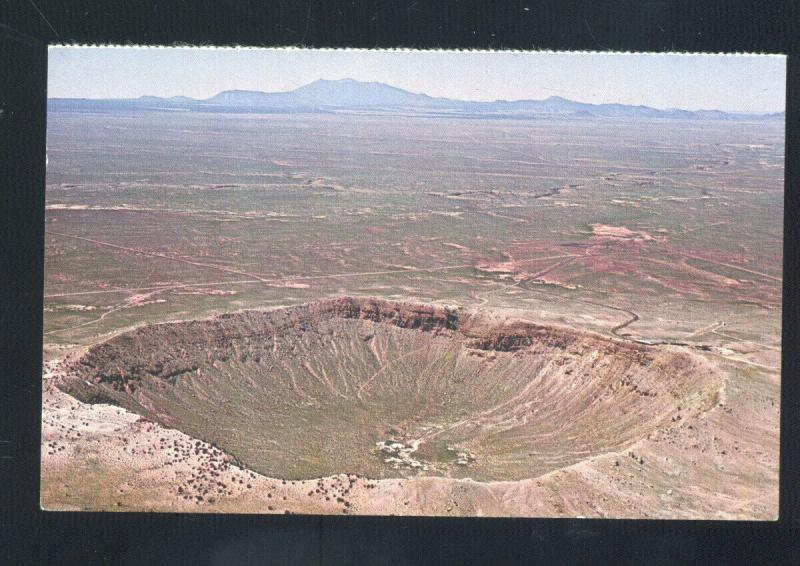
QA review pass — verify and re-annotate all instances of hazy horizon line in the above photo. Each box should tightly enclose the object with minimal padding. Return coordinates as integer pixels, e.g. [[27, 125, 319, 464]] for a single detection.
[[47, 77, 783, 115]]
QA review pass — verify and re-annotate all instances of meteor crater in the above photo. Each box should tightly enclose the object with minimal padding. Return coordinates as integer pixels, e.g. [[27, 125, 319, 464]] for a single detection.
[[60, 297, 722, 482]]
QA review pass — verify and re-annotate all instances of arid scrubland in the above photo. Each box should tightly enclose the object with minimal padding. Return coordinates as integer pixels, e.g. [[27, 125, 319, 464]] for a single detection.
[[43, 111, 782, 518]]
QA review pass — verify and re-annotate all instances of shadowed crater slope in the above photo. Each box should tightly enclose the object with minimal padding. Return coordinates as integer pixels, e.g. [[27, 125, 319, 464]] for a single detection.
[[59, 297, 722, 481]]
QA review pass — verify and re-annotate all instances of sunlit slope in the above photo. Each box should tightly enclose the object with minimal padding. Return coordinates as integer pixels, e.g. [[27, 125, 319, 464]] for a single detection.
[[60, 298, 722, 481]]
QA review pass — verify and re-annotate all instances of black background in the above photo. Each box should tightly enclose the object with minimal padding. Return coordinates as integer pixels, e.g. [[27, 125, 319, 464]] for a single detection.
[[1, 1, 799, 564]]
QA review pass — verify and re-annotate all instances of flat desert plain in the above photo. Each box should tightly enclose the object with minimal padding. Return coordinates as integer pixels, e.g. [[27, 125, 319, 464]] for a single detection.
[[42, 111, 782, 518]]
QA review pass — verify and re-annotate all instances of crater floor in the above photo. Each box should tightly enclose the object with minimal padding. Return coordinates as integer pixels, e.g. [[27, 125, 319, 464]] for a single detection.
[[59, 297, 722, 483]]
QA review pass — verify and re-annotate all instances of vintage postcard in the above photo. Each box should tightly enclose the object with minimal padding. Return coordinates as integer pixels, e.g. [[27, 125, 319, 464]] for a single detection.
[[42, 47, 784, 518]]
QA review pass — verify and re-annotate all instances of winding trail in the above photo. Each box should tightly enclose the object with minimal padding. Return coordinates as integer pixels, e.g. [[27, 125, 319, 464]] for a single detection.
[[609, 310, 640, 336], [517, 279, 641, 339]]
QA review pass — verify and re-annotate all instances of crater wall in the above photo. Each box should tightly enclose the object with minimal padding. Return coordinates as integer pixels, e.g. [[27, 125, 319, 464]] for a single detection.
[[59, 297, 723, 481]]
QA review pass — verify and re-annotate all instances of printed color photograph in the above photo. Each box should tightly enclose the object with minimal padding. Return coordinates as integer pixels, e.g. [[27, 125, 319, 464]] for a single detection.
[[42, 48, 784, 518]]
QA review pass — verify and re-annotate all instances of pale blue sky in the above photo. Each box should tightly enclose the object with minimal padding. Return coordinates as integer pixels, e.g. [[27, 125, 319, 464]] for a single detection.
[[48, 47, 786, 113]]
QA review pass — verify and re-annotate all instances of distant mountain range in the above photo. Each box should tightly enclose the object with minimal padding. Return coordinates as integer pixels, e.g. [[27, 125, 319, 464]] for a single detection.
[[49, 78, 784, 121]]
